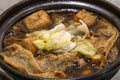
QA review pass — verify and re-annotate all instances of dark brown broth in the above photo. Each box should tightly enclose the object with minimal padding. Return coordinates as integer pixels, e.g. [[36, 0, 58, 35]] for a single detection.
[[64, 61, 98, 78]]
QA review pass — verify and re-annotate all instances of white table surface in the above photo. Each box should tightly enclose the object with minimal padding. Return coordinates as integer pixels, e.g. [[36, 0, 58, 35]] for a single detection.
[[0, 0, 120, 80]]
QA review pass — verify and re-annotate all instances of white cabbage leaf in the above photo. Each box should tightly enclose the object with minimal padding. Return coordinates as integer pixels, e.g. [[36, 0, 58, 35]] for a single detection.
[[69, 19, 89, 39], [30, 23, 76, 52], [72, 37, 96, 57]]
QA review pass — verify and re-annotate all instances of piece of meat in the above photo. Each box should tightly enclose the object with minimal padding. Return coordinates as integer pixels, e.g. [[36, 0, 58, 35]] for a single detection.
[[88, 19, 119, 57], [20, 37, 37, 54], [23, 10, 52, 30], [74, 9, 97, 27], [36, 52, 79, 72], [0, 44, 43, 75]]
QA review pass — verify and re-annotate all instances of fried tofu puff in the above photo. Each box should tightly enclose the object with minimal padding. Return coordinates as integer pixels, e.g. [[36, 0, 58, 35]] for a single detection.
[[23, 10, 52, 30], [74, 9, 97, 27]]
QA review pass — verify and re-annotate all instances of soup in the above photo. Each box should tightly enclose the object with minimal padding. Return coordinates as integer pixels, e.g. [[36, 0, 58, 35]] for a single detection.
[[0, 9, 119, 78]]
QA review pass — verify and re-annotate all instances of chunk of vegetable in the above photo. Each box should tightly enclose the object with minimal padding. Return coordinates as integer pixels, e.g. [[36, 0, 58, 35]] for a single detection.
[[49, 23, 66, 33], [72, 37, 96, 57], [26, 23, 66, 39], [54, 42, 76, 53], [27, 23, 95, 56], [47, 30, 72, 49], [68, 19, 89, 39], [33, 40, 46, 50], [32, 23, 76, 52], [33, 30, 75, 51], [78, 20, 89, 39], [26, 30, 49, 39]]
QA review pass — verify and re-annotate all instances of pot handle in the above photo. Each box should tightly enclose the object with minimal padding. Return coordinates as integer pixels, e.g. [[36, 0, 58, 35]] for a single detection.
[[0, 67, 14, 80]]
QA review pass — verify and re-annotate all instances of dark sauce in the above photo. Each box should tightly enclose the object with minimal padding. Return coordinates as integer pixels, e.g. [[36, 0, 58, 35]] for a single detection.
[[64, 59, 98, 78]]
